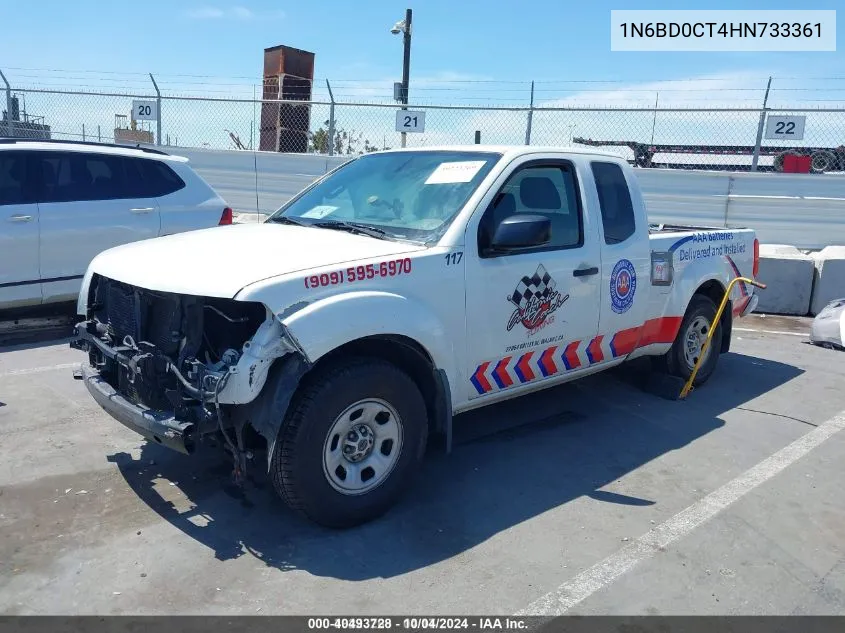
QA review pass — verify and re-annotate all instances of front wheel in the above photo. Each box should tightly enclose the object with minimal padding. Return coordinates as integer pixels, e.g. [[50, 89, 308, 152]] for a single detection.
[[653, 294, 723, 386], [270, 358, 428, 528]]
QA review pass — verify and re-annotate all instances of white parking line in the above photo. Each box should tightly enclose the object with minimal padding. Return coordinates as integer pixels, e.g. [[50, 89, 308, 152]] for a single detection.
[[516, 410, 845, 616], [735, 327, 807, 337], [0, 362, 79, 378]]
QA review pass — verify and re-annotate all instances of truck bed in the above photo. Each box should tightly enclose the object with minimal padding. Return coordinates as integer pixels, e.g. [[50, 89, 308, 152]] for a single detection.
[[648, 222, 745, 235]]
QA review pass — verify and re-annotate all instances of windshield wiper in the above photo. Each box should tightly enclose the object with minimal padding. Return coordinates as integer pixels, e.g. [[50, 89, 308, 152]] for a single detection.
[[266, 215, 308, 226], [312, 220, 390, 240]]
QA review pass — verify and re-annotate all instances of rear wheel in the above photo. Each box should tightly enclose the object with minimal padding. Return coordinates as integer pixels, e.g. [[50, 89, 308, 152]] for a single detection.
[[270, 358, 427, 528], [654, 294, 723, 386]]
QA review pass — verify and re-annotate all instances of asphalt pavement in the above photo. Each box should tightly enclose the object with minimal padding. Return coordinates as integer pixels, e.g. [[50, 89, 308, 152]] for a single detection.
[[0, 316, 843, 615]]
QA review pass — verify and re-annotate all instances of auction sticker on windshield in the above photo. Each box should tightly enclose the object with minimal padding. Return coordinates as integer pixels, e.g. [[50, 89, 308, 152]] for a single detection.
[[301, 205, 339, 219], [425, 161, 488, 184]]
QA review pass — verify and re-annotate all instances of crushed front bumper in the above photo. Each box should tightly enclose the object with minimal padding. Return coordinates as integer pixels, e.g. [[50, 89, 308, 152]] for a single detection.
[[80, 363, 196, 454]]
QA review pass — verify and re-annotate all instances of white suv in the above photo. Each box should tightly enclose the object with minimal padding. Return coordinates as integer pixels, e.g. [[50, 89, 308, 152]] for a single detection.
[[0, 140, 232, 310]]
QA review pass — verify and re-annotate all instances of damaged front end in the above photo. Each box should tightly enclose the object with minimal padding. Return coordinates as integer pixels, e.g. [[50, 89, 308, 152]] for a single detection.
[[72, 274, 307, 463]]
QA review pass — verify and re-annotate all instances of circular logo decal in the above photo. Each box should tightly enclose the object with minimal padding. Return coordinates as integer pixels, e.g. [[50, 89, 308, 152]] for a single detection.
[[610, 259, 637, 314]]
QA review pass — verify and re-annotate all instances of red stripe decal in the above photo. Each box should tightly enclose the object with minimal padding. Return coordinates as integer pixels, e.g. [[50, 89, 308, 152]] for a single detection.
[[637, 316, 683, 348], [563, 341, 581, 370], [732, 295, 751, 317], [586, 336, 604, 364], [493, 356, 513, 388], [725, 256, 748, 297], [471, 361, 493, 394], [610, 326, 641, 358], [516, 352, 536, 382], [539, 346, 558, 376]]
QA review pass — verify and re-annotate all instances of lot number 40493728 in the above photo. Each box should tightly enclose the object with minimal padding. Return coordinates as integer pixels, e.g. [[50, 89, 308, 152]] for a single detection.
[[395, 110, 426, 133]]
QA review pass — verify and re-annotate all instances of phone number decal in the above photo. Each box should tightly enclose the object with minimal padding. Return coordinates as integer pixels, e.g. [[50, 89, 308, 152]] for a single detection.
[[303, 258, 413, 289]]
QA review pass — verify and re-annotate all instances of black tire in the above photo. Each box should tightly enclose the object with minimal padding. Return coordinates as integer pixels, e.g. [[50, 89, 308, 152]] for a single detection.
[[270, 357, 428, 528], [653, 294, 723, 386]]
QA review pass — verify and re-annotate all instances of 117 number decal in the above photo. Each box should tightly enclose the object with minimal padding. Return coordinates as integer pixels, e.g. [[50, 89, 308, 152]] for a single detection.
[[445, 252, 463, 266]]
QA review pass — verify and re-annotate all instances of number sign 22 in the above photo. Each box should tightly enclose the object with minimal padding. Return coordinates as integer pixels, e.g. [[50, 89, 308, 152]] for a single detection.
[[765, 115, 805, 140]]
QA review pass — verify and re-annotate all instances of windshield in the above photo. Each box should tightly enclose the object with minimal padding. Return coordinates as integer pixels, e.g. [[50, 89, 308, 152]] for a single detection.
[[268, 150, 502, 242]]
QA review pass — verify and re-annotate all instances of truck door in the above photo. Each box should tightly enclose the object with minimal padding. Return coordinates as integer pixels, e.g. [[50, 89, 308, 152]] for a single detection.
[[589, 160, 650, 355], [464, 158, 601, 401]]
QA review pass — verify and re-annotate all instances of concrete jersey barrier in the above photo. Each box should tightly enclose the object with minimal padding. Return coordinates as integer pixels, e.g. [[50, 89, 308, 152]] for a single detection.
[[169, 145, 845, 250]]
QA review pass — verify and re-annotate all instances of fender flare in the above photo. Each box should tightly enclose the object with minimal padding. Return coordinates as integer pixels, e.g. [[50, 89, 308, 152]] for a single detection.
[[278, 290, 461, 393]]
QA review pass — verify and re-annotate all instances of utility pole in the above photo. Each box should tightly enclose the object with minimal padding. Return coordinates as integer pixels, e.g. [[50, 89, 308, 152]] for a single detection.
[[393, 8, 413, 148]]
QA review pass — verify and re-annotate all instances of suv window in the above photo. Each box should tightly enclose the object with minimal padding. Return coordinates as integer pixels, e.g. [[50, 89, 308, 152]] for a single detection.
[[137, 159, 185, 197], [33, 152, 186, 203], [0, 152, 32, 206], [118, 156, 149, 198], [592, 161, 636, 244], [479, 162, 582, 255], [37, 152, 128, 203]]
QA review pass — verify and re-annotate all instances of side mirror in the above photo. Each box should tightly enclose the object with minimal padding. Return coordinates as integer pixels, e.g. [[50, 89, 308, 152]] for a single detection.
[[491, 214, 551, 251]]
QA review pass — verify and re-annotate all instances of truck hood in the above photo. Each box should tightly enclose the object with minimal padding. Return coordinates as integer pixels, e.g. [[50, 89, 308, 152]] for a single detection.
[[86, 223, 426, 298]]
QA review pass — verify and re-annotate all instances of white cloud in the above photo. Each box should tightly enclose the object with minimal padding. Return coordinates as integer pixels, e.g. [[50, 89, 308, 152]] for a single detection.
[[231, 6, 254, 19], [185, 6, 225, 19], [184, 5, 283, 21], [536, 71, 773, 108]]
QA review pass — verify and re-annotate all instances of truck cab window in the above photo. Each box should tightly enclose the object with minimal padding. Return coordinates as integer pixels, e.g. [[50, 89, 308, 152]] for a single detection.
[[591, 161, 636, 244], [479, 163, 582, 254]]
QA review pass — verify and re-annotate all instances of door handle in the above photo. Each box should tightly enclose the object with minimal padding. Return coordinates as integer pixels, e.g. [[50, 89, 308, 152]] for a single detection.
[[573, 266, 599, 277], [7, 214, 33, 223], [130, 207, 155, 214]]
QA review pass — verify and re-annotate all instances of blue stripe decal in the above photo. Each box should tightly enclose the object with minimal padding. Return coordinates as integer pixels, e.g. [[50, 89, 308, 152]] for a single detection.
[[561, 348, 573, 371], [491, 359, 508, 389], [724, 255, 748, 296], [668, 235, 696, 253]]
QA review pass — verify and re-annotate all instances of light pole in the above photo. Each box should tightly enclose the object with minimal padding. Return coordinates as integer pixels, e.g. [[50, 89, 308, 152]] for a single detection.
[[391, 9, 412, 148]]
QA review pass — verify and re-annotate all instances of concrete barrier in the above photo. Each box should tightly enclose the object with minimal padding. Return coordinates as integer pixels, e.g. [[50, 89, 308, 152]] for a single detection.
[[755, 245, 815, 316], [811, 246, 845, 316], [162, 145, 845, 249]]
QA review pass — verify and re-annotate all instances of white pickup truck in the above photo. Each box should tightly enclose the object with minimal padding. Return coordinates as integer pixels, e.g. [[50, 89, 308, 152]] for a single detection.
[[72, 146, 760, 527]]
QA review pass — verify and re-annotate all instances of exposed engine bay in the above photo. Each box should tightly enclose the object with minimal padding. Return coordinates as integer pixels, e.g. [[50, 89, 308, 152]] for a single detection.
[[72, 274, 306, 461]]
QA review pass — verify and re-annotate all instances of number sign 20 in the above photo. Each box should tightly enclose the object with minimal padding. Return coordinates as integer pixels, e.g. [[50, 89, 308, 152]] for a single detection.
[[132, 100, 158, 121]]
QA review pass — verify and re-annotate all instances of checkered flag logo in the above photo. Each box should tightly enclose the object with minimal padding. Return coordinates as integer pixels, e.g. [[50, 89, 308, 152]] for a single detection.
[[510, 264, 556, 309]]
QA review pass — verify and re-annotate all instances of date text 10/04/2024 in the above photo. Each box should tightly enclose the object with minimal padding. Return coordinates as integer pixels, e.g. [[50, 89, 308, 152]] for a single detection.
[[307, 617, 528, 630], [304, 258, 413, 289]]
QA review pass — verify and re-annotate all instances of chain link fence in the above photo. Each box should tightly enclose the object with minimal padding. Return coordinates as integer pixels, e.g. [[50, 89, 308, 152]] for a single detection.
[[3, 82, 845, 173]]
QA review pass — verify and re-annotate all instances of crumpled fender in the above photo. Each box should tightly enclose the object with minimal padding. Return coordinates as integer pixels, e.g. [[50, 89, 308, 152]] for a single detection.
[[278, 290, 459, 386]]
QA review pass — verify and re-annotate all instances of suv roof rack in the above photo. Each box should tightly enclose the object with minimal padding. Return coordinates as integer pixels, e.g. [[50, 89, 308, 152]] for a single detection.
[[0, 137, 170, 156]]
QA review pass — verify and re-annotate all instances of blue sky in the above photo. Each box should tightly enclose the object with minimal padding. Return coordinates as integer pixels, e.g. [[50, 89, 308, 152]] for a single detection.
[[1, 0, 842, 105], [1, 1, 842, 153]]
